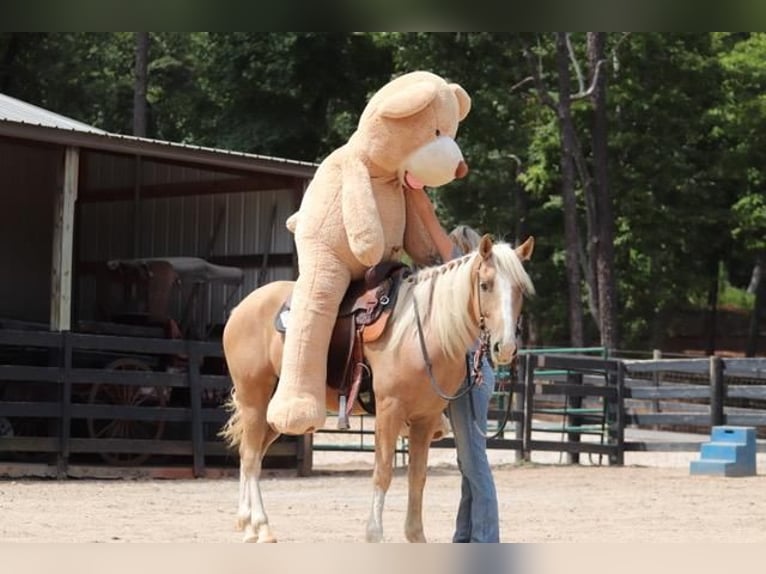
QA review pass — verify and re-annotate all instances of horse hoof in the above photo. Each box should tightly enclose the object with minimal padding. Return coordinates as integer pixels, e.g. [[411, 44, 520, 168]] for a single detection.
[[365, 528, 383, 543], [257, 524, 277, 543], [243, 525, 259, 543]]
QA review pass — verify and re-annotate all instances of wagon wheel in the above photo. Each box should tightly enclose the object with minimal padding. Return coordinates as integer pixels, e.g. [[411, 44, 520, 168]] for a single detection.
[[87, 357, 168, 466]]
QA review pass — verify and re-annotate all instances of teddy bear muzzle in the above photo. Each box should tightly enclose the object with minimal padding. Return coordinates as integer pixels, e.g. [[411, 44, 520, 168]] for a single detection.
[[400, 135, 468, 189]]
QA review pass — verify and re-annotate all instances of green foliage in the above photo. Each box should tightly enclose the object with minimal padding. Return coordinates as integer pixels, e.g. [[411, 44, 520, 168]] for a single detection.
[[2, 32, 765, 351], [198, 32, 393, 160], [732, 194, 766, 252]]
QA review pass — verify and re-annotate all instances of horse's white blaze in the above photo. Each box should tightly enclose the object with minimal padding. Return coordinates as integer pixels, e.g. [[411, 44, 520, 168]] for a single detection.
[[500, 273, 515, 350]]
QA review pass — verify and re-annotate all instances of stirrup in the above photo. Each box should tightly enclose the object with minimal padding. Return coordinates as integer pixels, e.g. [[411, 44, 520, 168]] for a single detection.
[[337, 395, 350, 430]]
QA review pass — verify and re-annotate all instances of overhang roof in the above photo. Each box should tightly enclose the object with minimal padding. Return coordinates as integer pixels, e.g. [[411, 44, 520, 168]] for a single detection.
[[0, 93, 108, 134], [0, 92, 317, 179]]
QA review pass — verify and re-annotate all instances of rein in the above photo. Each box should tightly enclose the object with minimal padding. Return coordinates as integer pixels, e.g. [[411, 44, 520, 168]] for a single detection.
[[412, 259, 492, 403]]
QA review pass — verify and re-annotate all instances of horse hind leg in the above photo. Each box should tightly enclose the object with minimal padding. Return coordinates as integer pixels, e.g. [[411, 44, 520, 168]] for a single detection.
[[237, 404, 280, 543]]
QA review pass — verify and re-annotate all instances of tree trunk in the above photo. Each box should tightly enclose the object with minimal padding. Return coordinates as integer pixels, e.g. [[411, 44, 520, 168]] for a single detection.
[[588, 32, 619, 351], [0, 33, 21, 92], [133, 32, 149, 137], [556, 33, 585, 347], [704, 261, 719, 356]]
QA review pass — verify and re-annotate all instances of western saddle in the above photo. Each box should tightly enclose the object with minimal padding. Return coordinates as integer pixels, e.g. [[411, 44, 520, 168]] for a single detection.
[[275, 261, 410, 429]]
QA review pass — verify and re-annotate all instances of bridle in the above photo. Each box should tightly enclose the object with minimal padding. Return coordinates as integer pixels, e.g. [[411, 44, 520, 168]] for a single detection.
[[413, 257, 493, 402]]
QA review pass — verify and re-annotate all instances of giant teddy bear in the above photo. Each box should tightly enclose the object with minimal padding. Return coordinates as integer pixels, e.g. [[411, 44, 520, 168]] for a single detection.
[[267, 71, 472, 435]]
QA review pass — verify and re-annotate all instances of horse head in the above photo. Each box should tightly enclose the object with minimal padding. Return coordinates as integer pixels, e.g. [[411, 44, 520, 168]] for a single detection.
[[473, 234, 535, 366]]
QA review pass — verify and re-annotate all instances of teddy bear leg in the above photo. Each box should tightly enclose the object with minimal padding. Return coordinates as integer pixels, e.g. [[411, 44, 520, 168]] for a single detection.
[[267, 258, 351, 435]]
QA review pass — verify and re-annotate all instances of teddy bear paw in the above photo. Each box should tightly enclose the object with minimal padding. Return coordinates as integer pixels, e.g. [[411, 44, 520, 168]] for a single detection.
[[266, 395, 326, 435]]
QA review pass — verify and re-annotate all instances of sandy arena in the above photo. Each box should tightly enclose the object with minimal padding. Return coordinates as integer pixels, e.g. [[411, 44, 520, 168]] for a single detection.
[[2, 426, 765, 543]]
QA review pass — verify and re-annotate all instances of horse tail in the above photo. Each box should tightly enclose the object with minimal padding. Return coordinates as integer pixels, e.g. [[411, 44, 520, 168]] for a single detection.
[[219, 391, 244, 448]]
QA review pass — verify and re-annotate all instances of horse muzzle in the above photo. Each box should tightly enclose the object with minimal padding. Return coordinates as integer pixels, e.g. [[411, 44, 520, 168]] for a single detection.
[[491, 341, 517, 366]]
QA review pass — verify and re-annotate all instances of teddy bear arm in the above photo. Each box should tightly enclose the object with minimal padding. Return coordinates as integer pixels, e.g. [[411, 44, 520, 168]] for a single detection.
[[341, 158, 385, 267]]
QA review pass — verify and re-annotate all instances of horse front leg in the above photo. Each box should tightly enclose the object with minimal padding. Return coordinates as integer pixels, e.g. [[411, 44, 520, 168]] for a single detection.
[[237, 408, 280, 543], [403, 421, 434, 543], [366, 403, 402, 543]]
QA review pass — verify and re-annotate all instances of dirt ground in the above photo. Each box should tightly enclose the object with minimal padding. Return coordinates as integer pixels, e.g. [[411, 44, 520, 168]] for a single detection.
[[2, 437, 765, 543]]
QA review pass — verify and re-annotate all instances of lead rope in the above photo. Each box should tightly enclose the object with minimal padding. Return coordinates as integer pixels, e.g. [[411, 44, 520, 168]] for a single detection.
[[413, 295, 474, 402]]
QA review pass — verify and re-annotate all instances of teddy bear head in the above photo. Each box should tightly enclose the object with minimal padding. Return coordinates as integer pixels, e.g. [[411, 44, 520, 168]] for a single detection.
[[350, 71, 471, 190]]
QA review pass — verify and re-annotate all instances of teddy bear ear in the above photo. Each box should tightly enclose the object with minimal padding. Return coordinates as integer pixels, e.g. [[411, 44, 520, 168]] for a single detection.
[[379, 81, 438, 119], [450, 83, 471, 121]]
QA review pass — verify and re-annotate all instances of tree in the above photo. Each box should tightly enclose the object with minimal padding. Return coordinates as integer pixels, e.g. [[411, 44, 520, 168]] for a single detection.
[[716, 33, 766, 355], [520, 33, 610, 348], [133, 32, 149, 137], [607, 33, 727, 349], [588, 32, 618, 350]]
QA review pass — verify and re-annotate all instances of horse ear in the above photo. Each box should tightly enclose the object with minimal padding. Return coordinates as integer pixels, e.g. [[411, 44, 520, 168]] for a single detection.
[[516, 236, 535, 262], [479, 234, 493, 260]]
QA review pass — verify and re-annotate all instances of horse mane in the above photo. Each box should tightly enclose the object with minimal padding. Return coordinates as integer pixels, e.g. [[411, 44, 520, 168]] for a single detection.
[[389, 242, 534, 360]]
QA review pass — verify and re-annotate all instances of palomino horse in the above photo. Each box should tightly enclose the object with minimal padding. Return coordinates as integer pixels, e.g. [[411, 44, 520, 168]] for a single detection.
[[221, 234, 534, 542]]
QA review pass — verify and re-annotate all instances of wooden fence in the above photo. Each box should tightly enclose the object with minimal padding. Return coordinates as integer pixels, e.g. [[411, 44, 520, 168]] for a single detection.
[[3, 327, 765, 475], [622, 356, 766, 453], [0, 328, 310, 477], [432, 348, 626, 464], [485, 353, 766, 462]]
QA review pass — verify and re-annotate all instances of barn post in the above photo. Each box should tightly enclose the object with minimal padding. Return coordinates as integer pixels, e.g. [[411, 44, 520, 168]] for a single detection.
[[710, 356, 725, 428], [50, 146, 79, 332]]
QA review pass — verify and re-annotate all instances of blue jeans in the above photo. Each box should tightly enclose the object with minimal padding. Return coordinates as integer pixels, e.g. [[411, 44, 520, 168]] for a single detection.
[[447, 357, 499, 543]]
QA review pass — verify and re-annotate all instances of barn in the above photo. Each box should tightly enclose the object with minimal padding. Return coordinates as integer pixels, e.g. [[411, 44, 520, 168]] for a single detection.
[[0, 93, 317, 476]]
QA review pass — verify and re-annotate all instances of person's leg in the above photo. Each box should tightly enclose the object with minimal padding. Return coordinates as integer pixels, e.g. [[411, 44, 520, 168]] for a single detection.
[[464, 367, 499, 542], [448, 360, 499, 542], [448, 393, 474, 542], [453, 474, 472, 542]]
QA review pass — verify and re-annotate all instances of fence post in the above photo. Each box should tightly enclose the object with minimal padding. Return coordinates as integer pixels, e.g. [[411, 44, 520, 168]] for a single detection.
[[652, 349, 662, 423], [613, 361, 626, 466], [296, 434, 313, 477], [514, 355, 527, 462], [710, 356, 725, 428], [187, 342, 205, 478], [522, 354, 537, 462], [566, 372, 583, 465], [57, 331, 73, 477]]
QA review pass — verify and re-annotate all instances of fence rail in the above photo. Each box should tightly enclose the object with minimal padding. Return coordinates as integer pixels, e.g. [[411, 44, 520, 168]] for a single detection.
[[0, 328, 309, 477], [448, 351, 766, 463], [3, 329, 766, 474]]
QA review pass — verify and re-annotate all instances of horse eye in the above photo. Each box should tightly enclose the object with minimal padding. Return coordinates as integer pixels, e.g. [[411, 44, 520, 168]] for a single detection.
[[480, 281, 489, 292], [435, 129, 441, 137]]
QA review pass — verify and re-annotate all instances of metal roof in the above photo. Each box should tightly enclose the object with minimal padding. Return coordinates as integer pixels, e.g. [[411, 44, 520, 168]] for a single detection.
[[0, 92, 318, 178], [0, 92, 108, 134]]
